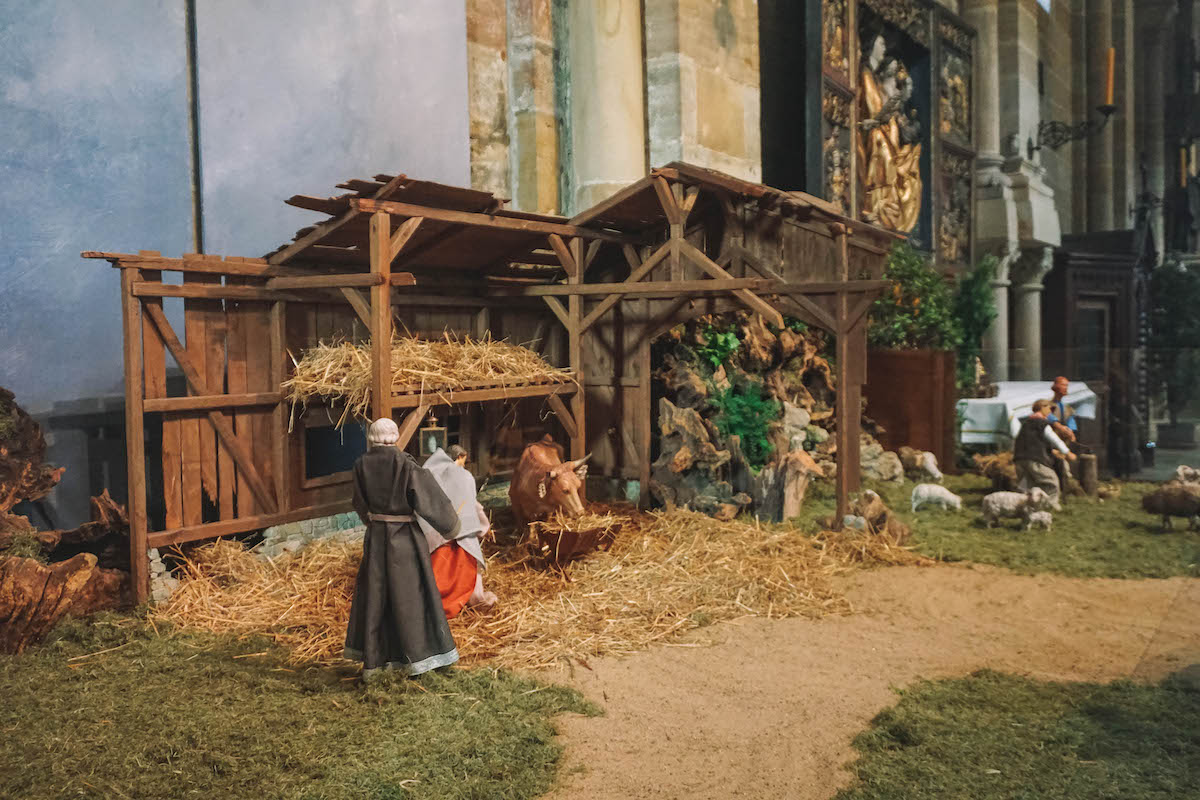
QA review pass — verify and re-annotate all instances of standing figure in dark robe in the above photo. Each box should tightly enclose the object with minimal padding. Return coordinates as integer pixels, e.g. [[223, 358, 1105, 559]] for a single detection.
[[344, 418, 461, 678]]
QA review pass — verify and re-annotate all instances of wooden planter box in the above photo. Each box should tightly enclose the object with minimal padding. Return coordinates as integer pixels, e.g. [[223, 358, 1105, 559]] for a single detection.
[[863, 349, 957, 473]]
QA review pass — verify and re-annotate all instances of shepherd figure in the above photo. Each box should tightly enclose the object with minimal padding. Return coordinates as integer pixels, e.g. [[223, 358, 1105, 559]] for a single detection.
[[343, 418, 462, 678], [419, 444, 498, 618]]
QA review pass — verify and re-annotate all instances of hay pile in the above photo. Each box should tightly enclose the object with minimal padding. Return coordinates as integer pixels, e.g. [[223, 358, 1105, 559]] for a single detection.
[[282, 333, 573, 424], [155, 510, 929, 670]]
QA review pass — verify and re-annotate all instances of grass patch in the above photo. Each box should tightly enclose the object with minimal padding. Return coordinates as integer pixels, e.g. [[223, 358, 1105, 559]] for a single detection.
[[835, 669, 1200, 799], [798, 474, 1200, 579], [0, 613, 598, 800]]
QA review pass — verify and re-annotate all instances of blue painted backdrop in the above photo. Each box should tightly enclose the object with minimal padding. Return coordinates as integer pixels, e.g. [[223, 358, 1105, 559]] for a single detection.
[[0, 0, 470, 525]]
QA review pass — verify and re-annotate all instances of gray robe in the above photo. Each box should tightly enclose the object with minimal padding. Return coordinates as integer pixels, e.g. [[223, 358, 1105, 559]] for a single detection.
[[416, 449, 488, 569], [343, 446, 460, 675]]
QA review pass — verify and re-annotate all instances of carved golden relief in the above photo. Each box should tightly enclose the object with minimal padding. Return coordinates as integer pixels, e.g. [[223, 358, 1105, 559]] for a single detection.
[[856, 31, 923, 233], [861, 0, 928, 46], [940, 49, 970, 144], [938, 152, 971, 265], [823, 91, 851, 214], [823, 0, 849, 75], [938, 19, 971, 53]]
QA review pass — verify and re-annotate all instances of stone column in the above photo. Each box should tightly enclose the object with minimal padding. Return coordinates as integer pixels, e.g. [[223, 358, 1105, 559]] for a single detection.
[[1086, 0, 1115, 231], [1138, 2, 1171, 260], [963, 0, 1003, 176], [997, 0, 1039, 151], [981, 244, 1016, 381], [507, 0, 560, 213], [1112, 0, 1136, 227], [1011, 247, 1055, 380], [566, 0, 647, 213]]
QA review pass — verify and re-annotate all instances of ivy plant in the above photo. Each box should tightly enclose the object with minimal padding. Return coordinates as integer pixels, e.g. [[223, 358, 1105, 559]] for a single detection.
[[696, 323, 741, 370]]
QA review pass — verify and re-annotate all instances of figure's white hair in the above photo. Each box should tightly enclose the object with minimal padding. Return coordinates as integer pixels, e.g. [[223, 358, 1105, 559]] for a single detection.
[[367, 418, 399, 446]]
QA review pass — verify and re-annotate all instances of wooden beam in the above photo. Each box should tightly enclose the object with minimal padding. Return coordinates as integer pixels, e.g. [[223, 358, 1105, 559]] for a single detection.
[[841, 291, 878, 335], [340, 288, 372, 327], [369, 211, 393, 421], [352, 197, 639, 244], [785, 294, 839, 334], [395, 402, 430, 450], [677, 240, 784, 327], [389, 216, 425, 260], [390, 380, 577, 409], [546, 393, 578, 440], [547, 234, 577, 279], [567, 238, 586, 477], [132, 282, 302, 302], [542, 295, 569, 327], [142, 302, 279, 514], [144, 392, 281, 413], [147, 500, 353, 549], [576, 241, 673, 333], [496, 277, 778, 297], [268, 207, 362, 265], [652, 175, 683, 224], [265, 273, 387, 290], [120, 268, 149, 603], [270, 300, 290, 513]]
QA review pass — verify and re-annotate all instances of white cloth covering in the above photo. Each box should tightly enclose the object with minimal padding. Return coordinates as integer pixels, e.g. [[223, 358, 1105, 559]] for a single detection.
[[958, 381, 1097, 445], [415, 449, 488, 569]]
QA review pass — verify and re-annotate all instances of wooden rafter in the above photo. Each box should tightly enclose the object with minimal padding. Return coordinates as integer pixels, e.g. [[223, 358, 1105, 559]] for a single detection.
[[142, 302, 278, 514], [677, 240, 784, 327], [547, 234, 578, 279], [268, 207, 362, 265]]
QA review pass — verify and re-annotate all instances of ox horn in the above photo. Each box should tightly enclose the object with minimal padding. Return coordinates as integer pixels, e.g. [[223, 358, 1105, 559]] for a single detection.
[[572, 452, 593, 468]]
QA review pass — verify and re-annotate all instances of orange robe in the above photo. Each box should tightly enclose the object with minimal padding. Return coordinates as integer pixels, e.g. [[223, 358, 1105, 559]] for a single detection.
[[430, 541, 478, 619]]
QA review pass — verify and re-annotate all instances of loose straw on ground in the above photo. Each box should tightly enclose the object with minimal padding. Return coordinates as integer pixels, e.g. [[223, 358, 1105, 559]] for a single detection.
[[282, 332, 574, 426], [154, 509, 930, 671]]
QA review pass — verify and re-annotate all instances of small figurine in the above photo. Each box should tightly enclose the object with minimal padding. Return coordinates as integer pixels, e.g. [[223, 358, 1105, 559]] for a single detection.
[[343, 418, 462, 678]]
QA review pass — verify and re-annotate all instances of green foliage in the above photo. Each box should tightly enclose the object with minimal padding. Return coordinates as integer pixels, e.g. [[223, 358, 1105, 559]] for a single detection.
[[868, 242, 964, 352], [0, 616, 599, 800], [952, 254, 998, 390], [1149, 263, 1200, 424], [767, 316, 809, 336], [836, 670, 1200, 800], [711, 379, 781, 468], [0, 529, 46, 562], [696, 323, 741, 369]]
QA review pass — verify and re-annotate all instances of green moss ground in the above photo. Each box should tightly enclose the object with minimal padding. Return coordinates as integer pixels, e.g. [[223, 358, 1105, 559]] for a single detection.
[[0, 614, 598, 800], [800, 474, 1200, 579], [835, 669, 1200, 800]]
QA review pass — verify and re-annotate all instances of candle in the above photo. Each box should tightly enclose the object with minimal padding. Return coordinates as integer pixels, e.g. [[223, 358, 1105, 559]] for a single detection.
[[1105, 47, 1115, 106]]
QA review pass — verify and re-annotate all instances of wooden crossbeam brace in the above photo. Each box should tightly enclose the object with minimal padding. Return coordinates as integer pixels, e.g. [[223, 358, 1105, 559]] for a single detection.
[[547, 234, 578, 278], [265, 273, 388, 290], [841, 291, 878, 335], [142, 302, 279, 514], [720, 244, 786, 283], [395, 402, 430, 450], [677, 240, 784, 327], [389, 217, 424, 260], [784, 294, 838, 334], [546, 393, 578, 441], [542, 295, 570, 327], [652, 175, 683, 224], [341, 288, 372, 327], [145, 392, 281, 413], [579, 240, 672, 334]]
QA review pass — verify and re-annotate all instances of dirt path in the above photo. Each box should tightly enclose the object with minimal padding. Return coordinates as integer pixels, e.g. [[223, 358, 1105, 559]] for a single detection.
[[544, 564, 1200, 800]]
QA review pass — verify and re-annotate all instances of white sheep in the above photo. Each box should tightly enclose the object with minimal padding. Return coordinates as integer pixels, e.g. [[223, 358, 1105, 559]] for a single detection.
[[1023, 510, 1053, 531], [1175, 465, 1200, 484], [981, 487, 1054, 528], [910, 483, 962, 512]]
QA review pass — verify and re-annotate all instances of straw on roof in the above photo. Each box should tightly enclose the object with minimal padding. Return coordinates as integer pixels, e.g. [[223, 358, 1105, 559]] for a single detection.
[[282, 332, 574, 425], [153, 508, 931, 671]]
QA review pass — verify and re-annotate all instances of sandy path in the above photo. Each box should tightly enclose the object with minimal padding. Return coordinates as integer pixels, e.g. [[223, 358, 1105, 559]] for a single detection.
[[544, 564, 1200, 800]]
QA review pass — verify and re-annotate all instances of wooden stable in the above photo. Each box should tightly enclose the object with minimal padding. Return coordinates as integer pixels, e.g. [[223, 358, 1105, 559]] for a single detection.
[[89, 163, 895, 602]]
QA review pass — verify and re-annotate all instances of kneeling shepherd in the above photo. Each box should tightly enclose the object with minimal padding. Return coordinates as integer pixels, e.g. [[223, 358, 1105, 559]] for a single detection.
[[344, 418, 461, 678], [419, 445, 498, 619]]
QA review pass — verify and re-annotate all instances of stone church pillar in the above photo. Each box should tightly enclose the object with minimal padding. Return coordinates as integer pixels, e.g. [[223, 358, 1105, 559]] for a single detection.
[[981, 245, 1015, 382], [565, 0, 647, 213], [1086, 0, 1115, 231], [1011, 247, 1055, 381]]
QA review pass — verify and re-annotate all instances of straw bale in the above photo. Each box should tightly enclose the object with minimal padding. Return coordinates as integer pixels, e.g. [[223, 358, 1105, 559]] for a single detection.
[[154, 509, 931, 671], [282, 332, 574, 425]]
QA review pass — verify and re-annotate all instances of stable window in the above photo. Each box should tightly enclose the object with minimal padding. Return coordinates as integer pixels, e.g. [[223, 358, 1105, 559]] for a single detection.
[[303, 422, 367, 485]]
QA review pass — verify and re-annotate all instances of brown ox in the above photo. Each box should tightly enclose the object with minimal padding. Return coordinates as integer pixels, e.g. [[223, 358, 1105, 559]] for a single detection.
[[509, 435, 590, 528]]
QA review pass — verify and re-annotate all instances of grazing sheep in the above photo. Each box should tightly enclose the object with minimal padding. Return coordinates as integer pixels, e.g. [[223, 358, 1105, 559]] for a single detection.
[[1023, 511, 1053, 531], [1141, 483, 1200, 530], [1175, 465, 1200, 484], [981, 487, 1054, 528], [899, 446, 944, 483], [910, 483, 962, 512]]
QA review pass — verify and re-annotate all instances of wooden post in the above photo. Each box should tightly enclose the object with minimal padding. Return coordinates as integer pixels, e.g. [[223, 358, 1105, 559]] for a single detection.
[[568, 238, 587, 496], [270, 300, 290, 513], [120, 268, 149, 603], [832, 225, 856, 526], [369, 211, 392, 421], [638, 298, 652, 506]]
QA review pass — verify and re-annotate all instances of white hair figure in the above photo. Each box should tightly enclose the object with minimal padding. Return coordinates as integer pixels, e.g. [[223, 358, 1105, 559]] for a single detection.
[[367, 417, 399, 446]]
